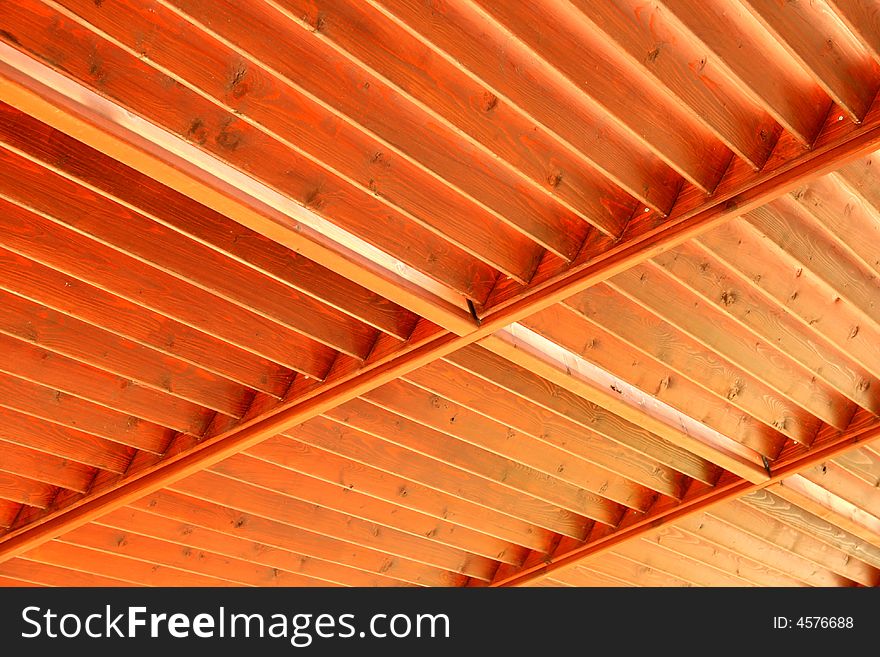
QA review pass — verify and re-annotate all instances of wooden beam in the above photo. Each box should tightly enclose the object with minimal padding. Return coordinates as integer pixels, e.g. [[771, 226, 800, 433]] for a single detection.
[[491, 415, 880, 586], [741, 0, 880, 123]]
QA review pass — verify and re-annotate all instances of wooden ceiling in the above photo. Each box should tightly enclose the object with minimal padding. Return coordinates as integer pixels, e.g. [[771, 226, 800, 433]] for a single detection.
[[0, 0, 878, 587]]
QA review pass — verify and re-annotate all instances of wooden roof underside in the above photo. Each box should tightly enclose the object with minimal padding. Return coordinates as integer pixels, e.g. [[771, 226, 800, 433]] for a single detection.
[[0, 0, 879, 587]]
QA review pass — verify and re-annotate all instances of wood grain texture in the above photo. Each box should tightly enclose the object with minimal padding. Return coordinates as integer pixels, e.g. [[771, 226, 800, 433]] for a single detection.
[[0, 557, 135, 586], [0, 439, 95, 493], [0, 100, 419, 341], [251, 433, 549, 553], [98, 506, 409, 586], [0, 332, 211, 435], [0, 472, 56, 509]]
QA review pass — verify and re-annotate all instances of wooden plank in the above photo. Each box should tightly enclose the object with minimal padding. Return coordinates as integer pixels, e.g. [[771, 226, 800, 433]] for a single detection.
[[794, 174, 880, 277], [64, 0, 546, 280], [330, 395, 616, 526], [99, 506, 413, 587], [551, 567, 634, 588], [613, 537, 754, 586], [0, 439, 94, 493], [161, 0, 588, 262], [0, 198, 336, 379], [275, 0, 637, 235], [292, 415, 588, 539], [0, 406, 133, 474], [0, 372, 170, 455], [155, 481, 466, 587], [0, 101, 420, 342], [673, 512, 850, 587], [833, 445, 880, 487], [0, 575, 40, 587], [27, 540, 242, 586], [0, 558, 134, 587], [800, 461, 880, 520], [610, 262, 853, 430], [583, 551, 696, 587], [211, 452, 517, 565], [0, 472, 55, 509], [172, 469, 494, 580], [827, 0, 880, 65], [0, 0, 497, 302], [721, 497, 878, 586], [407, 359, 672, 503], [0, 244, 292, 398], [0, 288, 249, 418], [0, 145, 378, 361], [741, 0, 880, 122], [403, 362, 656, 510], [698, 218, 880, 384], [128, 492, 430, 586], [450, 343, 720, 485], [520, 303, 785, 457], [658, 0, 830, 145], [0, 501, 20, 529], [747, 198, 880, 332], [248, 434, 548, 555], [363, 380, 628, 521], [769, 477, 880, 550], [0, 332, 211, 436], [569, 0, 778, 169], [647, 524, 806, 587], [375, 0, 680, 214], [468, 0, 731, 192], [60, 522, 334, 587], [652, 241, 880, 414]]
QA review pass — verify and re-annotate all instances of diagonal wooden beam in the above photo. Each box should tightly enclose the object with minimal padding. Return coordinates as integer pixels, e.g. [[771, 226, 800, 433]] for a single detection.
[[491, 413, 880, 586], [2, 40, 880, 567]]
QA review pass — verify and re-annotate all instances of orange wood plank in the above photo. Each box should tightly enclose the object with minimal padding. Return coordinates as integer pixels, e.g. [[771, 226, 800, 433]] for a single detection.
[[0, 195, 336, 378], [646, 524, 806, 587], [61, 522, 335, 587], [211, 452, 518, 565], [827, 0, 880, 65], [833, 445, 880, 487], [0, 557, 135, 586], [610, 263, 854, 430], [331, 395, 616, 526], [0, 500, 21, 528], [800, 461, 880, 521], [0, 406, 132, 474], [720, 496, 878, 586], [0, 575, 40, 587], [375, 0, 681, 214], [580, 551, 695, 586], [364, 380, 628, 521], [0, 472, 56, 509], [0, 101, 420, 341], [673, 512, 850, 587], [0, 288, 250, 418], [0, 439, 95, 493], [747, 198, 880, 337], [63, 0, 546, 281], [652, 241, 880, 414], [569, 0, 779, 169], [658, 0, 830, 145], [741, 0, 880, 122], [448, 344, 716, 484], [549, 567, 634, 587], [0, 144, 378, 360], [471, 0, 732, 192], [413, 358, 683, 499], [292, 415, 589, 539], [0, 244, 293, 398], [27, 539, 243, 586], [0, 372, 171, 454], [172, 469, 496, 581], [0, 0, 497, 301], [273, 0, 636, 236], [159, 0, 587, 262], [162, 472, 467, 585], [247, 434, 548, 554], [614, 537, 754, 586], [99, 506, 414, 587], [0, 332, 211, 435], [127, 492, 429, 586], [520, 303, 785, 457], [698, 218, 880, 385]]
